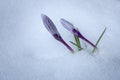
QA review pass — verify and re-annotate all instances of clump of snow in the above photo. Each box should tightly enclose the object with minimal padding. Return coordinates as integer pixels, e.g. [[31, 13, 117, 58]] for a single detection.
[[0, 0, 120, 80]]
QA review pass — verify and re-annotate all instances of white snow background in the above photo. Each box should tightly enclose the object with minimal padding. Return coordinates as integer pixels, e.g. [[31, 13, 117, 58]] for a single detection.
[[0, 0, 120, 80]]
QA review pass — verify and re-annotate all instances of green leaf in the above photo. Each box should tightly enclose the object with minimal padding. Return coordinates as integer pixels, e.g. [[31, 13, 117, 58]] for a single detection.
[[92, 27, 107, 53], [69, 41, 78, 46], [74, 35, 82, 51], [70, 41, 82, 51]]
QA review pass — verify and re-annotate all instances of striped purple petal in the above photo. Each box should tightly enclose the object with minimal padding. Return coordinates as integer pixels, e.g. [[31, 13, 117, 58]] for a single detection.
[[41, 14, 59, 35], [41, 14, 74, 53], [60, 18, 74, 33]]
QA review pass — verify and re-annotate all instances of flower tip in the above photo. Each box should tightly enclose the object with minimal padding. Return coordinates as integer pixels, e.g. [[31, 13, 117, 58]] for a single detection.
[[60, 18, 65, 23], [41, 14, 50, 20], [60, 18, 69, 25], [41, 14, 46, 19], [41, 14, 45, 17]]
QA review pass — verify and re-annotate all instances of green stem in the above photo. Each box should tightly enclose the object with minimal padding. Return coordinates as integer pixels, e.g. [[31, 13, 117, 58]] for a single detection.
[[69, 41, 78, 46], [74, 35, 82, 51], [92, 27, 106, 53]]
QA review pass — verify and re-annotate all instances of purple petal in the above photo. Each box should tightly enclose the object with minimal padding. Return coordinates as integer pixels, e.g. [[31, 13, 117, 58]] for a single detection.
[[41, 14, 74, 53], [61, 18, 96, 48], [41, 14, 59, 35], [60, 18, 83, 37], [60, 19, 74, 33]]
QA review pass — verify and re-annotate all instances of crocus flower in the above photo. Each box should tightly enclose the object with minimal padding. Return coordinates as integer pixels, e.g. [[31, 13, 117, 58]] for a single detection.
[[41, 14, 74, 53], [60, 18, 96, 48]]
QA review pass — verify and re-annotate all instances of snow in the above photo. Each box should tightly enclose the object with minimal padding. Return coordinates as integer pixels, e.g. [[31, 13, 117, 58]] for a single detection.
[[0, 0, 120, 80]]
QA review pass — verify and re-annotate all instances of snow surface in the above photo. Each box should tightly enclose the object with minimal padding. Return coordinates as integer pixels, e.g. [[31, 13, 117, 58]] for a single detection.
[[0, 0, 120, 80]]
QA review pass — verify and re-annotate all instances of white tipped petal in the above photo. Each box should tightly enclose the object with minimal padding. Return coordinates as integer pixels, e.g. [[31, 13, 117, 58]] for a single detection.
[[60, 19, 74, 33]]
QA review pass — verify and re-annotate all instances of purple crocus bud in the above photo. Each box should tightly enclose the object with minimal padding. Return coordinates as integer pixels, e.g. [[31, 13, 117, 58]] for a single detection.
[[60, 18, 96, 48], [41, 14, 74, 53]]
